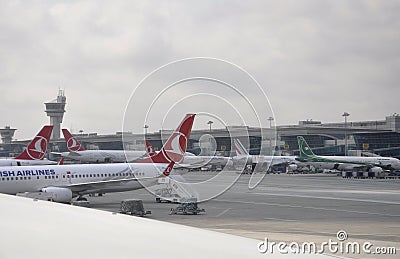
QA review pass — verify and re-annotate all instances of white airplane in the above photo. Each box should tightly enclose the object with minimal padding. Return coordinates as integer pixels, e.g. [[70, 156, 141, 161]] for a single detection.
[[0, 114, 196, 202], [0, 125, 57, 166], [296, 136, 400, 173], [145, 141, 232, 169], [232, 139, 299, 170], [61, 128, 148, 163]]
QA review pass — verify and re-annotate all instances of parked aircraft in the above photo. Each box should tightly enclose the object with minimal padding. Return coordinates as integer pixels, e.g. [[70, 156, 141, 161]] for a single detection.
[[0, 126, 56, 166], [232, 138, 298, 171], [61, 129, 148, 163], [0, 114, 195, 202], [144, 141, 231, 169], [296, 136, 400, 173]]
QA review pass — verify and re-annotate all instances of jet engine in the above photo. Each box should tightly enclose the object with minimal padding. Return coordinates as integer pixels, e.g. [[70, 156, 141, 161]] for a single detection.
[[369, 167, 383, 174], [41, 187, 73, 203], [287, 164, 298, 171]]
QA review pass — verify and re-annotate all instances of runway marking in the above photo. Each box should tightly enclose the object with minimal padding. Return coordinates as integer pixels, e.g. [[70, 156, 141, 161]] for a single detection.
[[250, 192, 400, 205], [214, 199, 400, 217], [215, 208, 231, 218], [253, 186, 400, 195], [263, 217, 297, 222]]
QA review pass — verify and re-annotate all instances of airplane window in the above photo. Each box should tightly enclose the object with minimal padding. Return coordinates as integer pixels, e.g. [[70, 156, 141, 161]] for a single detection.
[[63, 175, 65, 178], [24, 177, 27, 180], [45, 176, 47, 179], [97, 174, 100, 177], [79, 175, 82, 178], [101, 174, 104, 177], [28, 177, 31, 180], [52, 176, 55, 179], [67, 175, 70, 178], [37, 176, 39, 180], [7, 177, 9, 181], [56, 176, 58, 179]]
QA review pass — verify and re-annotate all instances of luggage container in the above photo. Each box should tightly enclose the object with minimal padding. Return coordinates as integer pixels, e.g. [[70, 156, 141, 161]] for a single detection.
[[119, 199, 151, 217]]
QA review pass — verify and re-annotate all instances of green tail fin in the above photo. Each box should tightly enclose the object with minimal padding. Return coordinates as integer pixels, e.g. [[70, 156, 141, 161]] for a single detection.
[[297, 136, 315, 158]]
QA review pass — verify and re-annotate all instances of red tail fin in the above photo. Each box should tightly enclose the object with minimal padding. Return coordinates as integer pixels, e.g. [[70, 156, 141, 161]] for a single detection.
[[62, 129, 85, 151], [14, 125, 53, 160], [58, 157, 65, 165], [145, 141, 157, 157], [160, 161, 175, 177], [139, 114, 195, 163]]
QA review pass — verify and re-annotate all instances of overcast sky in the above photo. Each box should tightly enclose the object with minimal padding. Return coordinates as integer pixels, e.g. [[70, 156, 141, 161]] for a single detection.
[[1, 0, 399, 140]]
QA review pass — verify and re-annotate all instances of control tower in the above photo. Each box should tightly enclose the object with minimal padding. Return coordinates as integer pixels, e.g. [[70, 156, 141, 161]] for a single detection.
[[0, 126, 16, 144], [45, 90, 66, 139]]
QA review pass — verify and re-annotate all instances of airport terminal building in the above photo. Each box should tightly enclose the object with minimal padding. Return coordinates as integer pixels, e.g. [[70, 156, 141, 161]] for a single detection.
[[2, 114, 400, 159]]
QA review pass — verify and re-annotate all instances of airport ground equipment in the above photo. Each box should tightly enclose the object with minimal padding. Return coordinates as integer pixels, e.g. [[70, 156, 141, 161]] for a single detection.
[[119, 199, 151, 217], [170, 198, 205, 215], [155, 175, 197, 203], [155, 187, 180, 203]]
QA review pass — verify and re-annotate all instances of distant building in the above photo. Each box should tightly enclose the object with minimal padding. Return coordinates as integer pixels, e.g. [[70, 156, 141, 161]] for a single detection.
[[0, 126, 16, 144], [5, 114, 400, 159], [45, 89, 66, 139]]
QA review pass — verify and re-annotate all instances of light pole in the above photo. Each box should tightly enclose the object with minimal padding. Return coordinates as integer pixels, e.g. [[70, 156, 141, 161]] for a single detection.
[[207, 120, 213, 132], [268, 116, 274, 128], [144, 125, 149, 136], [342, 112, 350, 156]]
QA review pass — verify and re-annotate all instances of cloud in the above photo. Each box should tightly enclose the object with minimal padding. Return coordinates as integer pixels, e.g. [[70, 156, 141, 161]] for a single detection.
[[0, 0, 399, 139]]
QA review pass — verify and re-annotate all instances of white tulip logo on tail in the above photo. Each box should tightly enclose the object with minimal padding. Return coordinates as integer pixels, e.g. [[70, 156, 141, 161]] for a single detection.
[[161, 132, 187, 163], [26, 136, 47, 160], [67, 137, 82, 152]]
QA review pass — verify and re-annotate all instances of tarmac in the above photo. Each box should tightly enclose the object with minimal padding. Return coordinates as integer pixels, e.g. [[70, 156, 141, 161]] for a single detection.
[[86, 172, 400, 258]]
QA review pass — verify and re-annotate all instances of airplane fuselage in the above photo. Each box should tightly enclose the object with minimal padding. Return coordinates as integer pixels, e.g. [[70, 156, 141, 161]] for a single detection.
[[233, 155, 298, 165], [61, 150, 147, 163], [0, 158, 57, 167], [0, 163, 167, 195], [296, 155, 400, 170], [181, 155, 231, 168]]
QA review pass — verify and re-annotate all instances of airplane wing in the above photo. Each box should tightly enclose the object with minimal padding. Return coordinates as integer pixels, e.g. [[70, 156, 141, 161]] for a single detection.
[[64, 177, 146, 193], [2, 193, 303, 259], [63, 162, 174, 193]]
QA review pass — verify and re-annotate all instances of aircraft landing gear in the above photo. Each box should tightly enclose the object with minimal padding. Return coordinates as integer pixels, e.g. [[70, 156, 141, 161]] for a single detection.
[[76, 196, 88, 201]]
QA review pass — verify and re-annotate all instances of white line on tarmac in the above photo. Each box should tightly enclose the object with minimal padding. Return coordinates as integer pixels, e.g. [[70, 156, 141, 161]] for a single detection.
[[214, 199, 400, 217], [215, 208, 231, 218], [263, 217, 297, 222], [250, 192, 400, 205]]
